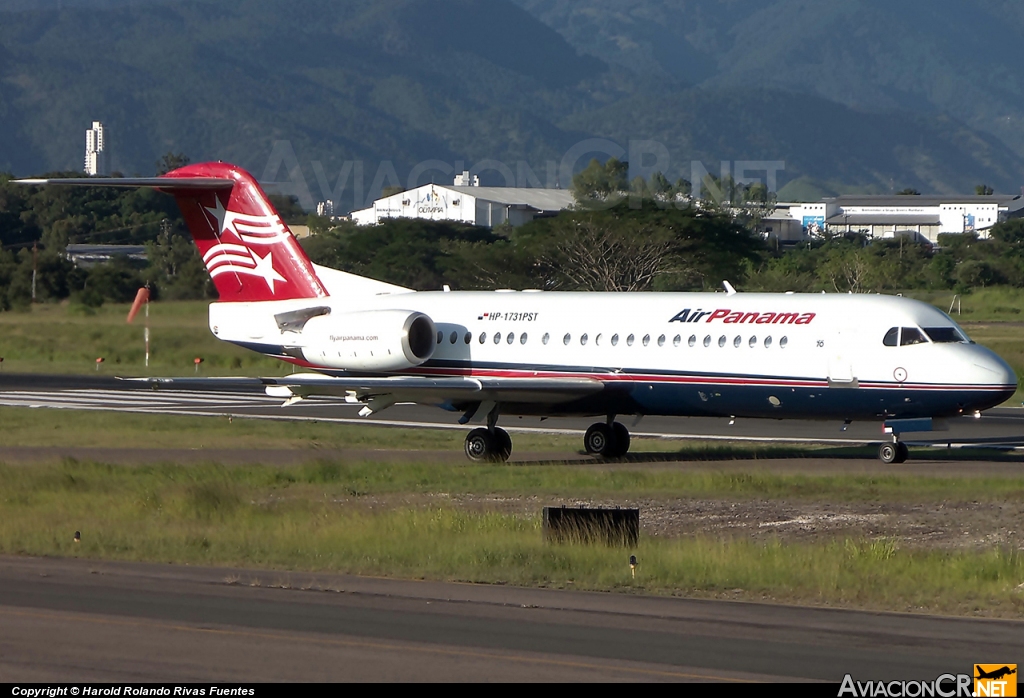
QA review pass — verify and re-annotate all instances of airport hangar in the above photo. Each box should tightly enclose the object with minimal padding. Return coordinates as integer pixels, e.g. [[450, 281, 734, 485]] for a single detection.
[[766, 194, 1024, 244], [350, 171, 575, 229]]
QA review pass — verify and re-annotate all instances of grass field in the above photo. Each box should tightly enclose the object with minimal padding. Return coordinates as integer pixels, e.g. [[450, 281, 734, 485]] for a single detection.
[[1, 458, 1023, 616], [0, 301, 287, 375]]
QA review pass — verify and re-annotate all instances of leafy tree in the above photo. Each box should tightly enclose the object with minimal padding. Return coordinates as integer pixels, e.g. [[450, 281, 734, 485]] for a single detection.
[[510, 198, 764, 291], [301, 218, 499, 290], [897, 188, 921, 195], [975, 184, 995, 195], [156, 152, 190, 175], [570, 157, 629, 203], [267, 195, 306, 224]]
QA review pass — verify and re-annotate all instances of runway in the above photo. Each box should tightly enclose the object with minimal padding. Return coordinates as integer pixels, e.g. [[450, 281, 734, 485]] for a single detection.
[[2, 556, 1020, 682], [1, 373, 1023, 448]]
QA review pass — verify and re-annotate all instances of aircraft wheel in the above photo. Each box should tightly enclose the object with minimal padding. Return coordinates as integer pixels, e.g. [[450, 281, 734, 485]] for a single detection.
[[894, 442, 909, 463], [878, 442, 898, 464], [584, 422, 614, 456], [609, 422, 631, 457], [465, 428, 497, 462], [494, 427, 513, 462]]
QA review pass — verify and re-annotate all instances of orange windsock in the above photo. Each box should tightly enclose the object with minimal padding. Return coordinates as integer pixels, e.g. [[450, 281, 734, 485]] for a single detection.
[[127, 287, 150, 324]]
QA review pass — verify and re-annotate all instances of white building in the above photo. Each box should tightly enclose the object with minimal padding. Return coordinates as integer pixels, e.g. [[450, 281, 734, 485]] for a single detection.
[[351, 171, 573, 228], [316, 200, 335, 217], [776, 194, 1024, 244], [84, 121, 108, 176]]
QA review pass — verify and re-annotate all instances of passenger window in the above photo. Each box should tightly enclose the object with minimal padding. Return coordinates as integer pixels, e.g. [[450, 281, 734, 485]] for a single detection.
[[780, 336, 788, 348], [703, 335, 711, 347], [733, 335, 741, 348], [464, 332, 472, 344], [901, 327, 928, 346], [764, 336, 772, 348], [658, 334, 666, 347], [595, 333, 602, 346], [493, 332, 501, 345], [580, 333, 589, 345], [478, 332, 486, 344], [506, 332, 515, 345], [437, 331, 443, 344], [520, 332, 527, 345], [611, 334, 619, 346], [748, 336, 756, 348], [689, 335, 696, 347], [627, 334, 635, 346], [883, 327, 899, 347], [642, 334, 651, 347], [449, 331, 458, 344], [673, 334, 681, 347], [563, 333, 571, 345], [542, 333, 550, 345], [718, 336, 726, 348]]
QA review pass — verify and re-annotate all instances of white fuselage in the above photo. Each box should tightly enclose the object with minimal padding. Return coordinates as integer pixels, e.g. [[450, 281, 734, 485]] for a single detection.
[[209, 289, 1017, 422]]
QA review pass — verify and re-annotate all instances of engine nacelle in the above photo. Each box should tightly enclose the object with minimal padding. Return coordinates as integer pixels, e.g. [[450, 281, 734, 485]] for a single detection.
[[299, 309, 436, 371]]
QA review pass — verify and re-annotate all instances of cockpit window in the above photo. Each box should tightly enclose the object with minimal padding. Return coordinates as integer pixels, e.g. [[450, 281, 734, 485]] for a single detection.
[[923, 327, 967, 344], [883, 327, 899, 346], [900, 327, 928, 346]]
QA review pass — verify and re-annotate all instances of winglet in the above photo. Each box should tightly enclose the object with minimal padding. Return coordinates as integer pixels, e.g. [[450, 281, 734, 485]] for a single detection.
[[723, 280, 737, 296]]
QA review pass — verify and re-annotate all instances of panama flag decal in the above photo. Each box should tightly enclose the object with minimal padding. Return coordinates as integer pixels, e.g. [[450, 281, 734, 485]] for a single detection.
[[200, 195, 288, 293]]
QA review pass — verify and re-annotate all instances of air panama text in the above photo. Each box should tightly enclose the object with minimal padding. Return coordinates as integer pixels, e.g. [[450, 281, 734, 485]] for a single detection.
[[669, 308, 816, 325]]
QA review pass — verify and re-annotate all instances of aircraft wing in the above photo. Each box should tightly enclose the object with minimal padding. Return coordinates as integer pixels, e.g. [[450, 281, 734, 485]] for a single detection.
[[122, 373, 607, 407]]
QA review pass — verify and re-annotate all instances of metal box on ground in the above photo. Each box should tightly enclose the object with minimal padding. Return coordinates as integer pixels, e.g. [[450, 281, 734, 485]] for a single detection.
[[543, 506, 639, 547]]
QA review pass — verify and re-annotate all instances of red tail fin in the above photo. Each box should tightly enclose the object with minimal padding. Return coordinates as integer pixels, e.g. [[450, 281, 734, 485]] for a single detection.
[[161, 163, 327, 302]]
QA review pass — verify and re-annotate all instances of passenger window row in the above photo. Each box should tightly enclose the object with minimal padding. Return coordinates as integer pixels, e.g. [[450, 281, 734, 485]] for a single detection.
[[437, 330, 789, 349]]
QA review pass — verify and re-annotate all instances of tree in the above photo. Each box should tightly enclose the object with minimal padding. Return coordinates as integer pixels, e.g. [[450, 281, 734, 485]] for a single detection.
[[975, 184, 995, 196], [156, 152, 190, 175], [570, 157, 629, 203], [897, 188, 921, 195], [511, 198, 764, 291]]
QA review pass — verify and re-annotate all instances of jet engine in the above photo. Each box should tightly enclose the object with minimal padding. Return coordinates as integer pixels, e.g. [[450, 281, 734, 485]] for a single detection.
[[298, 309, 436, 371]]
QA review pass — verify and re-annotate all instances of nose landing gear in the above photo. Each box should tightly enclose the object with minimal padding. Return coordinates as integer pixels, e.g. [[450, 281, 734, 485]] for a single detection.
[[878, 439, 909, 464]]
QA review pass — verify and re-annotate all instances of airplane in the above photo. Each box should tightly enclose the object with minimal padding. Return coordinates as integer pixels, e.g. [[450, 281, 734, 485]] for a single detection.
[[975, 666, 1017, 681], [18, 162, 1018, 463]]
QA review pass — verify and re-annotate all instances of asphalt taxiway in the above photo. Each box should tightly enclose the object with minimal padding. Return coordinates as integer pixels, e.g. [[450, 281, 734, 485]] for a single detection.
[[2, 556, 1020, 682], [1, 373, 1022, 450]]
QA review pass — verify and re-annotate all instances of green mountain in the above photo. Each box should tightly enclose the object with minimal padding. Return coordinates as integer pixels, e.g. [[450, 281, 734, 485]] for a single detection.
[[514, 0, 1024, 162], [0, 0, 1021, 210]]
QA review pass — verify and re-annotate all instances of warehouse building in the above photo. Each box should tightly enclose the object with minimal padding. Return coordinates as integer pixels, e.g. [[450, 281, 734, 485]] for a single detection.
[[777, 194, 1024, 244], [351, 172, 574, 229]]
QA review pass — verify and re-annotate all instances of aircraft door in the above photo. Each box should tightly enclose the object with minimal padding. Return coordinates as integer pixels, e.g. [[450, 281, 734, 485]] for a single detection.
[[827, 330, 858, 387]]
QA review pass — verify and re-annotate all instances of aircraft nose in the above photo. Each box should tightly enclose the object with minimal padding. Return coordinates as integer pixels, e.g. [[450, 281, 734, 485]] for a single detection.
[[974, 350, 1017, 388], [970, 347, 1018, 405]]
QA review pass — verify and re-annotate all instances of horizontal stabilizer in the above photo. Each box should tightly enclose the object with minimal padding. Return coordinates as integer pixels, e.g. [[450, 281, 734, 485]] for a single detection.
[[16, 177, 232, 189]]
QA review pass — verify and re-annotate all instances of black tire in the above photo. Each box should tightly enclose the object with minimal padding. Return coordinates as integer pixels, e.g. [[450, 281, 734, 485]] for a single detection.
[[895, 442, 909, 463], [878, 442, 898, 464], [584, 422, 613, 456], [465, 428, 496, 462], [493, 427, 513, 462], [609, 422, 631, 457]]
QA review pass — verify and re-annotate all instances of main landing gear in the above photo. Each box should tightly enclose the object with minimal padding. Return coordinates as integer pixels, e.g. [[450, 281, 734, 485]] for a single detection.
[[584, 419, 631, 458], [464, 426, 513, 462], [878, 438, 909, 464], [462, 414, 634, 463]]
